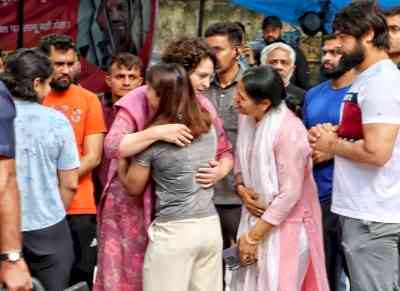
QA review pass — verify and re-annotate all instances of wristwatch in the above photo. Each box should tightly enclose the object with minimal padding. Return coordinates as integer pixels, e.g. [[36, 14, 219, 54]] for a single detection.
[[0, 251, 23, 262]]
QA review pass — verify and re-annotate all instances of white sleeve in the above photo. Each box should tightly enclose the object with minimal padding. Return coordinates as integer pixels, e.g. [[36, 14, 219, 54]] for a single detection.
[[360, 75, 400, 125]]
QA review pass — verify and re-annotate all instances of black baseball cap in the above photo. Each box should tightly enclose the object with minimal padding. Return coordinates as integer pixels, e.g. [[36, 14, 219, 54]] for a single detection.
[[262, 16, 282, 29]]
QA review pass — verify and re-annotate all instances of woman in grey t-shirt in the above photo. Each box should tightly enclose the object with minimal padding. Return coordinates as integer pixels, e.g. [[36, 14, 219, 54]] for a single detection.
[[119, 63, 223, 291]]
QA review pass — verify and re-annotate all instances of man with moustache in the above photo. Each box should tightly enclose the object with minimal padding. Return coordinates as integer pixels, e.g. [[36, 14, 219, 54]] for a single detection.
[[310, 2, 400, 291], [250, 16, 310, 89], [204, 23, 244, 260], [385, 6, 400, 66], [94, 0, 148, 68], [303, 34, 356, 291], [204, 24, 247, 288], [94, 52, 143, 199], [39, 34, 106, 288], [102, 52, 143, 129], [261, 42, 305, 117]]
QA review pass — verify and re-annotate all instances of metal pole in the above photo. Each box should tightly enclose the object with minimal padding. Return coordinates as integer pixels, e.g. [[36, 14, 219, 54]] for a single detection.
[[197, 0, 205, 37], [17, 0, 24, 48]]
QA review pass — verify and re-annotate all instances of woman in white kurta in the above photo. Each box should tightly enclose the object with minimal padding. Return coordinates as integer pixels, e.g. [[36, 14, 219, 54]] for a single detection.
[[231, 65, 329, 291]]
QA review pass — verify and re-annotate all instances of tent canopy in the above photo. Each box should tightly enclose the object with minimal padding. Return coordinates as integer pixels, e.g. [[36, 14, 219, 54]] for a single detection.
[[231, 0, 399, 32]]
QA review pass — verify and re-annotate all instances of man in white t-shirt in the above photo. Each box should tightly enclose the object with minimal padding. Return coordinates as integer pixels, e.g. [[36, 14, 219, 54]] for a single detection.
[[309, 2, 400, 291]]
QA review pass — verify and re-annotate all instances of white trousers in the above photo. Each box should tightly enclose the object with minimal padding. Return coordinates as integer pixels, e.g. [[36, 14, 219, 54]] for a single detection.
[[143, 215, 223, 291]]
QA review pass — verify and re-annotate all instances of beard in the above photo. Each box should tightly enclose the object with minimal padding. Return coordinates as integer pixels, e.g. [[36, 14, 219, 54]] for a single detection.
[[264, 36, 282, 45], [72, 72, 81, 85], [322, 58, 353, 80], [341, 41, 366, 70], [109, 21, 131, 51], [50, 76, 72, 92]]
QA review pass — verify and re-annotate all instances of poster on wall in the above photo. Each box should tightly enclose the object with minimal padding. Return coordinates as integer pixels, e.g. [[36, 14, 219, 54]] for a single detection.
[[0, 0, 157, 93]]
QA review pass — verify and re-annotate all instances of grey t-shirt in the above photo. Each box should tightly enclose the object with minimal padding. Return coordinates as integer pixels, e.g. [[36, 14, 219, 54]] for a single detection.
[[135, 127, 217, 222]]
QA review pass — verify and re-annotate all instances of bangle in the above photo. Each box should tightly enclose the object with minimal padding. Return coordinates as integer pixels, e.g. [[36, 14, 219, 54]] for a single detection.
[[245, 233, 259, 245]]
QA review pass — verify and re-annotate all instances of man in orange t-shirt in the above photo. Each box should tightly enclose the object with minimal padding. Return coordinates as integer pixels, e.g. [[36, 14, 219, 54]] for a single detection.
[[39, 34, 106, 288]]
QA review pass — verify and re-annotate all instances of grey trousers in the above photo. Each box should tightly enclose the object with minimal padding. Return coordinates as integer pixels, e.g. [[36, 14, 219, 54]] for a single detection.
[[340, 216, 400, 291]]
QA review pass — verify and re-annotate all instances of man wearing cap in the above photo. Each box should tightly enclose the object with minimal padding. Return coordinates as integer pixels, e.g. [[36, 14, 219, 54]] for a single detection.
[[250, 15, 310, 90]]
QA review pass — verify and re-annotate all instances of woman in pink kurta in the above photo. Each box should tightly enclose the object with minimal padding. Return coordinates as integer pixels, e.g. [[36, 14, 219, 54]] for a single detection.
[[94, 38, 233, 291], [94, 87, 154, 291], [231, 65, 329, 291]]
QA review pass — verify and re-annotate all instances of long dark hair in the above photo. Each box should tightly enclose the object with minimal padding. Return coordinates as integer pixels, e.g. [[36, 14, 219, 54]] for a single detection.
[[146, 63, 212, 138], [0, 48, 53, 102]]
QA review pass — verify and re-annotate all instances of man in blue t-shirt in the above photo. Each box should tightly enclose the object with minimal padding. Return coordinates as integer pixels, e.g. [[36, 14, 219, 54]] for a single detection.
[[303, 35, 356, 291], [0, 80, 32, 290]]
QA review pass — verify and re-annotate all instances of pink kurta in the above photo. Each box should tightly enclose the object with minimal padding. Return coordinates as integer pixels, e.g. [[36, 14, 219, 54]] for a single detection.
[[93, 93, 118, 196], [233, 109, 329, 291], [94, 86, 233, 291]]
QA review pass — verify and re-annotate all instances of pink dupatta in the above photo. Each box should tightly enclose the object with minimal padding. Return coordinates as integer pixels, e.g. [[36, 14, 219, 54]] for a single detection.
[[232, 108, 329, 291]]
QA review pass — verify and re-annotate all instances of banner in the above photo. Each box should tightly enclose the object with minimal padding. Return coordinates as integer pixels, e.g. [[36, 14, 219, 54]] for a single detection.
[[0, 0, 157, 93], [0, 0, 80, 50]]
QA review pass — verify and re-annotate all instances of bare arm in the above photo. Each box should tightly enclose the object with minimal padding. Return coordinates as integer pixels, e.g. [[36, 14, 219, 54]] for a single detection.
[[118, 158, 151, 196], [105, 109, 193, 159], [0, 159, 21, 252], [119, 124, 193, 158], [335, 124, 399, 166], [119, 128, 160, 158], [79, 133, 104, 177], [0, 158, 32, 291], [58, 168, 79, 209], [216, 157, 234, 181], [312, 123, 400, 167], [238, 216, 273, 266]]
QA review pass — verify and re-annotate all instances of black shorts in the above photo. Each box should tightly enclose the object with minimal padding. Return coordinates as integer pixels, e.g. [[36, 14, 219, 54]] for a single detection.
[[23, 218, 74, 291]]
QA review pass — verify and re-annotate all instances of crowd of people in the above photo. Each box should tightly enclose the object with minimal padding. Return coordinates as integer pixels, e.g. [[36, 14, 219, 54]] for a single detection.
[[1, 1, 400, 291]]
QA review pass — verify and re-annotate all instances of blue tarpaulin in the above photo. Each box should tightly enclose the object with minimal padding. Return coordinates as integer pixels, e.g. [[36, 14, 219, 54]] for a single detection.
[[231, 0, 400, 32]]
